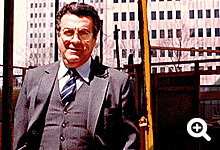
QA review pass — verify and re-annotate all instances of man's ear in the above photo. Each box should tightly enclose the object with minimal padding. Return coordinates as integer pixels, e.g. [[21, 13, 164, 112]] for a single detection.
[[57, 31, 61, 37]]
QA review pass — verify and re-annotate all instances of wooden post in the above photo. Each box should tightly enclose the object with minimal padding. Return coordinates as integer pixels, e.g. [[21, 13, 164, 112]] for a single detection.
[[2, 0, 14, 149]]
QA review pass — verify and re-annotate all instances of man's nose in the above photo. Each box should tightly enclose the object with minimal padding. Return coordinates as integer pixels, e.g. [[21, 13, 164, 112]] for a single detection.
[[70, 33, 81, 43]]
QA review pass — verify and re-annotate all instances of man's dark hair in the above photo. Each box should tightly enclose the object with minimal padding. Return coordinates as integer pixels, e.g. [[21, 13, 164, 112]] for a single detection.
[[56, 2, 101, 38]]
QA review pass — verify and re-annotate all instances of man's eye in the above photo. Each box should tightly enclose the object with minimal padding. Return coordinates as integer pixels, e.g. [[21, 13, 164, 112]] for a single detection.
[[64, 30, 74, 36], [79, 29, 90, 35]]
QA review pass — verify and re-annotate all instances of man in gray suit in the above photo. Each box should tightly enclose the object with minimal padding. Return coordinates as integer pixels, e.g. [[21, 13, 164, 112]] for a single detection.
[[14, 2, 140, 150]]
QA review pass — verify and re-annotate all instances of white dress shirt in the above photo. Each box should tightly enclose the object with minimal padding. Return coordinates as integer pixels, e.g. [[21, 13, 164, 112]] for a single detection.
[[57, 58, 91, 92]]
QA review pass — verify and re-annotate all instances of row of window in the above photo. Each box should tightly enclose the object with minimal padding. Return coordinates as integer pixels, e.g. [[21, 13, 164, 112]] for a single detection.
[[30, 13, 50, 18], [151, 47, 220, 58], [113, 0, 135, 3], [30, 32, 53, 38], [151, 9, 220, 21], [151, 10, 181, 20], [29, 43, 53, 49], [30, 23, 48, 28], [152, 65, 220, 74], [90, 0, 104, 2], [113, 12, 135, 21], [117, 30, 138, 40], [114, 49, 141, 58], [151, 0, 180, 1], [189, 9, 220, 19], [151, 28, 220, 39], [30, 2, 69, 9]]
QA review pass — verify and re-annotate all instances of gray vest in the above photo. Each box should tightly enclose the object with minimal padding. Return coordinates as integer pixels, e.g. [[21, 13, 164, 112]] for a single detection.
[[40, 79, 92, 150]]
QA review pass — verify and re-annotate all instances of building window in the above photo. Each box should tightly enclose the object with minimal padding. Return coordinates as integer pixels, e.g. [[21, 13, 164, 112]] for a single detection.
[[214, 9, 219, 18], [160, 67, 165, 73], [30, 13, 33, 18], [130, 0, 135, 2], [152, 68, 157, 73], [122, 49, 127, 58], [39, 3, 42, 8], [114, 0, 118, 3], [39, 13, 41, 18], [43, 13, 46, 17], [159, 11, 164, 20], [152, 50, 157, 57], [176, 29, 181, 38], [96, 0, 99, 2], [51, 2, 53, 7], [39, 43, 41, 48], [30, 23, 33, 28], [207, 47, 212, 56], [215, 28, 220, 37], [122, 31, 127, 39], [151, 11, 156, 20], [34, 43, 37, 48], [168, 29, 173, 38], [50, 13, 53, 17], [30, 3, 33, 8], [198, 10, 203, 18], [34, 33, 37, 38], [130, 30, 135, 39], [176, 10, 181, 19], [43, 3, 46, 7], [35, 13, 37, 18], [113, 13, 118, 21], [100, 8, 103, 14], [130, 49, 135, 58], [206, 28, 211, 37], [39, 33, 41, 38], [122, 0, 126, 2], [138, 49, 141, 58], [43, 33, 46, 38], [122, 12, 126, 21], [151, 30, 157, 39], [43, 23, 46, 28], [190, 47, 195, 56], [35, 23, 37, 28], [130, 12, 135, 21], [198, 28, 203, 37], [30, 43, 33, 48], [168, 50, 173, 57], [207, 66, 212, 70], [216, 47, 220, 56], [199, 47, 204, 56], [35, 3, 37, 8], [43, 43, 46, 48], [189, 10, 194, 19], [206, 9, 211, 18], [167, 11, 172, 19], [30, 33, 33, 38], [190, 29, 195, 37], [160, 51, 165, 57], [160, 30, 165, 38]]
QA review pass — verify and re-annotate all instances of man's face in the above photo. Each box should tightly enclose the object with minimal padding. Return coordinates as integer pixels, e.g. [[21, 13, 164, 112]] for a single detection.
[[57, 14, 97, 68]]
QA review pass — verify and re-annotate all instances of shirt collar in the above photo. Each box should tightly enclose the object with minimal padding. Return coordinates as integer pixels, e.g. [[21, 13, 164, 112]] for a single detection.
[[58, 58, 91, 83]]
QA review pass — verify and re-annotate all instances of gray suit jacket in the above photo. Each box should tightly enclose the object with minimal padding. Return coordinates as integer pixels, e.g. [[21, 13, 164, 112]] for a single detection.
[[13, 60, 140, 150]]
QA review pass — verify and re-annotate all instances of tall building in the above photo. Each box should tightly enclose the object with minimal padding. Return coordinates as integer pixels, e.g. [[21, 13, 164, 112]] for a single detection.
[[148, 0, 220, 73], [25, 0, 82, 67], [86, 0, 142, 67], [25, 0, 142, 67]]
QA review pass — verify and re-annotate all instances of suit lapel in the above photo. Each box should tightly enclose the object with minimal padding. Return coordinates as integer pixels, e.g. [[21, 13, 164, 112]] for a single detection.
[[28, 62, 59, 129], [87, 75, 109, 137], [87, 59, 109, 137]]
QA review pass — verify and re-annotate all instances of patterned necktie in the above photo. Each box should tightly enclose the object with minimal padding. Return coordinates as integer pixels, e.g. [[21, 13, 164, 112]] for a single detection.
[[61, 69, 77, 105]]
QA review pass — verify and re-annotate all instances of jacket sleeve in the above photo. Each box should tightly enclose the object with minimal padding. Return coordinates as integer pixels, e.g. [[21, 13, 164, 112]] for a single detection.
[[121, 76, 140, 150], [13, 72, 30, 150]]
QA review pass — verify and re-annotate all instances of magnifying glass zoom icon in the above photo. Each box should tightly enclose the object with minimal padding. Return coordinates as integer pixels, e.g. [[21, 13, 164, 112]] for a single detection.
[[187, 118, 211, 141]]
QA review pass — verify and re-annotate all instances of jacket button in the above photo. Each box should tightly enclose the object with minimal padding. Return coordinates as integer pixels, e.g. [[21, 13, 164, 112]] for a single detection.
[[62, 123, 66, 128], [64, 110, 68, 115], [60, 136, 65, 141]]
